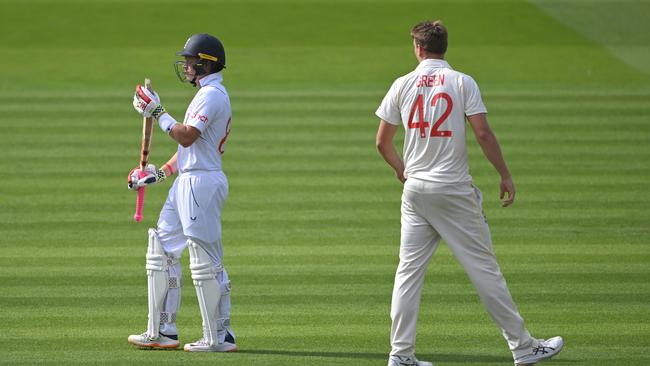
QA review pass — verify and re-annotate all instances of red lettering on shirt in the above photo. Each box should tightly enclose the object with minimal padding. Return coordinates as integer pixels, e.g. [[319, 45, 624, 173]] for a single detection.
[[416, 74, 445, 87], [190, 111, 208, 123]]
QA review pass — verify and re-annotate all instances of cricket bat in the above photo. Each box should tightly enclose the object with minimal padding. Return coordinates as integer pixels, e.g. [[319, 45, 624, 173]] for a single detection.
[[134, 78, 154, 222]]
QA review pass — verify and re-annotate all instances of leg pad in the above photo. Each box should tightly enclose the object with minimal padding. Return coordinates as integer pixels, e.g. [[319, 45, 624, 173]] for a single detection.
[[188, 238, 222, 346], [146, 228, 171, 338]]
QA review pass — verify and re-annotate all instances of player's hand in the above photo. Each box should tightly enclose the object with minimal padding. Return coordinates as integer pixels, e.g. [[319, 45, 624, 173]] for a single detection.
[[127, 164, 167, 190], [132, 84, 166, 119], [500, 176, 515, 207]]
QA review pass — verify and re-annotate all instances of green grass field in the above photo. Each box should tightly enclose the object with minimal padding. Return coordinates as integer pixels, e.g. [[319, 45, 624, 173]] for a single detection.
[[1, 0, 649, 365]]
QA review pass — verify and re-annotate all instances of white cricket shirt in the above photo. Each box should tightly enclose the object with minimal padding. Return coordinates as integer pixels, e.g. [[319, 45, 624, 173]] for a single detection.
[[376, 59, 487, 185], [177, 72, 232, 174]]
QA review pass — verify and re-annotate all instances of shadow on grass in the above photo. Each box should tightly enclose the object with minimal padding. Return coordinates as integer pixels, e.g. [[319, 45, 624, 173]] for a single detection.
[[239, 349, 512, 363]]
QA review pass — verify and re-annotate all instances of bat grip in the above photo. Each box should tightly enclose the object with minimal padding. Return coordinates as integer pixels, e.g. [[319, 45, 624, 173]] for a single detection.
[[133, 170, 147, 222]]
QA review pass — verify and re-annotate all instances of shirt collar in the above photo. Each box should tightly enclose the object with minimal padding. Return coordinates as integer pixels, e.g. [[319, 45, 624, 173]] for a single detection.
[[416, 58, 452, 70], [198, 72, 223, 87]]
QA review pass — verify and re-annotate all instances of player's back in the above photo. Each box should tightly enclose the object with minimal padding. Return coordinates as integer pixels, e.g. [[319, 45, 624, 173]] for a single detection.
[[394, 59, 486, 185]]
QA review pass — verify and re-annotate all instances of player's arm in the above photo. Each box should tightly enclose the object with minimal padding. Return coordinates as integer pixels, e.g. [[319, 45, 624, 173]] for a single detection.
[[376, 120, 406, 183], [168, 124, 200, 147], [467, 113, 515, 207], [156, 113, 200, 147], [161, 152, 178, 177]]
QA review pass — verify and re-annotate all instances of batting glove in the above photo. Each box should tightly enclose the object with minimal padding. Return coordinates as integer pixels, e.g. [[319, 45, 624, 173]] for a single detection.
[[132, 84, 167, 119], [127, 164, 167, 190]]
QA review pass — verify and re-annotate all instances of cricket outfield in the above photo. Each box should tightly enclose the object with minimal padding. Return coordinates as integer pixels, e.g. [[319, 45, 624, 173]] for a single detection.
[[0, 0, 649, 365]]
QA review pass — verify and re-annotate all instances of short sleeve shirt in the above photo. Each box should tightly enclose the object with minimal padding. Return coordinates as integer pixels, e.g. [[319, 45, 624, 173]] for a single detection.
[[376, 59, 487, 184], [177, 72, 232, 174]]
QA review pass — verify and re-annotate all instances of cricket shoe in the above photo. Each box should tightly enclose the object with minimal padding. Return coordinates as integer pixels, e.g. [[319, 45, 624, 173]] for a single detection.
[[127, 332, 179, 349], [388, 355, 433, 366], [183, 333, 238, 352], [515, 336, 564, 365], [224, 329, 236, 344]]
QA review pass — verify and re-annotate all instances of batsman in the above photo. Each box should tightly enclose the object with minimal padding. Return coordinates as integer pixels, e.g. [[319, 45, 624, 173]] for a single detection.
[[127, 33, 236, 352]]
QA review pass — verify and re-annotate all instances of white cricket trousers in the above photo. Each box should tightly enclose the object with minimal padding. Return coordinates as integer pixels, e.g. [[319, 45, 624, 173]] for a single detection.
[[390, 180, 534, 360], [155, 171, 232, 338], [157, 171, 228, 262]]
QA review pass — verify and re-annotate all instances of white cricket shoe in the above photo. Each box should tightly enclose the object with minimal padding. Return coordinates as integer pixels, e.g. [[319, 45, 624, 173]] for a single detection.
[[388, 355, 434, 366], [183, 338, 238, 352], [515, 336, 564, 365], [127, 332, 179, 349]]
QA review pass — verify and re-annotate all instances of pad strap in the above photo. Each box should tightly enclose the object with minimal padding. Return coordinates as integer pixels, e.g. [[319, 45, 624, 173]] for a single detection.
[[168, 275, 181, 289], [159, 275, 181, 325], [160, 312, 177, 324]]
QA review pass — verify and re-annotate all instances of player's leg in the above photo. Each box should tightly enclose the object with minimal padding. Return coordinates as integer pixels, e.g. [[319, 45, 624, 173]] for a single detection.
[[388, 190, 439, 366], [157, 228, 187, 337], [204, 205, 235, 344], [217, 268, 235, 343], [128, 180, 185, 349], [177, 173, 236, 352], [425, 184, 562, 363], [184, 237, 237, 352], [153, 179, 187, 340], [187, 186, 235, 344], [127, 228, 180, 349]]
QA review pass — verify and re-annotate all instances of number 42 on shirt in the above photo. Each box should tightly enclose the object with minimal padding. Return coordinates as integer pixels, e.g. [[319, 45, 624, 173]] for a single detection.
[[407, 92, 453, 138]]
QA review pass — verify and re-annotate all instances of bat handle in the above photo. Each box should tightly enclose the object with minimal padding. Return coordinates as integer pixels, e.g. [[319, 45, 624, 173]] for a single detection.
[[134, 170, 147, 222]]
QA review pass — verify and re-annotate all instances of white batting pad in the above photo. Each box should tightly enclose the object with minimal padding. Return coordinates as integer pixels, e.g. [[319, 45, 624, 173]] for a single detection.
[[188, 238, 222, 346], [216, 269, 232, 343], [159, 258, 182, 336], [146, 228, 170, 339]]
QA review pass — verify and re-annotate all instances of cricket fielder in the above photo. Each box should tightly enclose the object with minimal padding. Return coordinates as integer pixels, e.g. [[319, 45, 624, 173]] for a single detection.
[[127, 33, 236, 352], [376, 21, 563, 366]]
